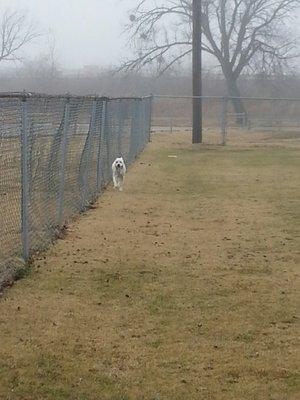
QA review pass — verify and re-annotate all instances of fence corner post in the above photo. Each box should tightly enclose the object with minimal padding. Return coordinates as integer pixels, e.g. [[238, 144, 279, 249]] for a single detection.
[[20, 94, 30, 261]]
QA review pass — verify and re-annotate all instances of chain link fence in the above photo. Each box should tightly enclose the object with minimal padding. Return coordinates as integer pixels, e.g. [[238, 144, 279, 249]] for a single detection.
[[152, 95, 300, 146], [0, 93, 152, 288]]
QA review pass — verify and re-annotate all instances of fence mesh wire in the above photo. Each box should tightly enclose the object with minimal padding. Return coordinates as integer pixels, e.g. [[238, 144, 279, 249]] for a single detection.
[[0, 94, 151, 288], [152, 95, 300, 146]]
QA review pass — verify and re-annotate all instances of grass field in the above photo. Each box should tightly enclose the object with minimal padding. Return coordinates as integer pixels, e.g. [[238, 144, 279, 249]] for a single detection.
[[0, 133, 299, 400], [0, 128, 135, 275]]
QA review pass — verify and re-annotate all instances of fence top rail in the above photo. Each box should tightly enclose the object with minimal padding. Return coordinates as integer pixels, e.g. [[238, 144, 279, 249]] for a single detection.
[[3, 92, 300, 102], [0, 91, 152, 101], [153, 94, 300, 101]]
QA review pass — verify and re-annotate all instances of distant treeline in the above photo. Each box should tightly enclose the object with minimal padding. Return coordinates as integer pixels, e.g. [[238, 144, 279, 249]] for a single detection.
[[0, 65, 300, 98]]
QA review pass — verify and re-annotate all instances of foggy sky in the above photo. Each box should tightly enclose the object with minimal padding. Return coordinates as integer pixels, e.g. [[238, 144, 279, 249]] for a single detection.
[[1, 0, 137, 69], [1, 0, 300, 71]]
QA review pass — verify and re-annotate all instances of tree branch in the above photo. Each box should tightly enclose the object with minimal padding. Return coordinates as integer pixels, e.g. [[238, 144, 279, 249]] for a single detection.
[[121, 0, 300, 80], [0, 9, 40, 63]]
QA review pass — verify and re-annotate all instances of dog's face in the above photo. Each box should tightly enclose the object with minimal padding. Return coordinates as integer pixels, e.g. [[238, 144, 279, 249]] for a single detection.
[[114, 157, 124, 170]]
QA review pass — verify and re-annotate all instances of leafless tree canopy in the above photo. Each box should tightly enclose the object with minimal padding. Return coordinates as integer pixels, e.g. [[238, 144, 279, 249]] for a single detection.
[[0, 9, 39, 63], [123, 0, 299, 85], [123, 0, 299, 120]]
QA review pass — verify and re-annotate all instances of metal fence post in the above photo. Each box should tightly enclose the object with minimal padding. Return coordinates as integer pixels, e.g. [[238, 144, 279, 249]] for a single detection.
[[170, 116, 173, 134], [20, 96, 30, 261], [136, 99, 142, 153], [117, 99, 123, 155], [141, 99, 147, 149], [129, 99, 138, 162], [97, 99, 107, 192], [104, 101, 111, 181], [82, 98, 97, 208], [57, 98, 70, 226], [221, 96, 228, 146], [148, 95, 153, 142]]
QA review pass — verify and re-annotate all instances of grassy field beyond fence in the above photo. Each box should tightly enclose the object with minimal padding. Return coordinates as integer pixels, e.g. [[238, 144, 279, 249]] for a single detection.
[[0, 132, 299, 400]]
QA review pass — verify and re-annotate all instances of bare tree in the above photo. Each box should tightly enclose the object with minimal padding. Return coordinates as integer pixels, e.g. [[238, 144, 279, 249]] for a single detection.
[[123, 0, 300, 123], [20, 54, 61, 93], [0, 8, 39, 63]]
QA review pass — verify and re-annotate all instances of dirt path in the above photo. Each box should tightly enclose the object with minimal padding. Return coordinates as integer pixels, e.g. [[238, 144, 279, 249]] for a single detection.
[[0, 133, 299, 400]]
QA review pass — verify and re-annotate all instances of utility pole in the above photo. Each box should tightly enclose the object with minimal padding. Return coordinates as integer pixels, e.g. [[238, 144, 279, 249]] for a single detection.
[[192, 0, 202, 143]]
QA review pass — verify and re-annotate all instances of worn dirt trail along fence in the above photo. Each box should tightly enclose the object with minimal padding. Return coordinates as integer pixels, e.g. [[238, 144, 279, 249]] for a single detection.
[[0, 93, 152, 287], [152, 95, 300, 145]]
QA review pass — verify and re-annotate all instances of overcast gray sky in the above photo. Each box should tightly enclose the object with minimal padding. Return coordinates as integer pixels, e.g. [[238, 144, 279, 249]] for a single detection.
[[1, 0, 136, 69], [1, 0, 300, 71]]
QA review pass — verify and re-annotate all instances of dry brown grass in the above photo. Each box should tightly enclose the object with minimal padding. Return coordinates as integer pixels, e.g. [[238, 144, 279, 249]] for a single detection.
[[0, 133, 299, 400]]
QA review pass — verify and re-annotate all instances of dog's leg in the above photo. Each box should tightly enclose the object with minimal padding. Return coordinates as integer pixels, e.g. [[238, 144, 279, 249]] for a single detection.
[[113, 174, 118, 189], [118, 176, 123, 191]]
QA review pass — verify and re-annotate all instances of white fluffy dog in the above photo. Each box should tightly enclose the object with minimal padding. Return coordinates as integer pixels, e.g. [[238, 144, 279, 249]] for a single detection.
[[112, 157, 126, 191]]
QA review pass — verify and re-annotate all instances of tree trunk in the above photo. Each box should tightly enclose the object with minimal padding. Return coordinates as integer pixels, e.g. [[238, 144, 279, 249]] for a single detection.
[[226, 77, 248, 126]]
